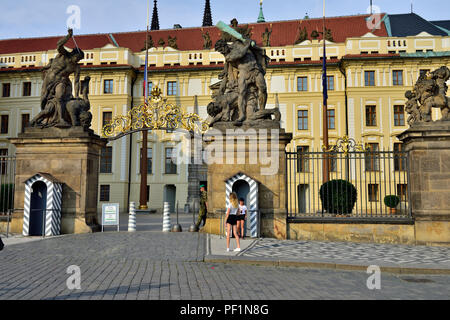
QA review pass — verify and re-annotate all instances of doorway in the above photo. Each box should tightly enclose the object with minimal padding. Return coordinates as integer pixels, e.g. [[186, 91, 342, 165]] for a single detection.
[[163, 184, 176, 213], [232, 180, 251, 237], [225, 173, 259, 238], [29, 181, 47, 236]]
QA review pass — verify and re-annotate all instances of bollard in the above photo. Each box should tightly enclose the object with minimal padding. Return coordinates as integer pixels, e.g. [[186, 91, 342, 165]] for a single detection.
[[6, 209, 11, 238], [163, 202, 171, 232], [189, 201, 199, 232], [128, 202, 137, 232], [172, 201, 182, 232]]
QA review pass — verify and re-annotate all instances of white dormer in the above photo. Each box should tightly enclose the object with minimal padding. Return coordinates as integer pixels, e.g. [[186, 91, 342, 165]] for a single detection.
[[295, 40, 312, 46], [164, 47, 178, 52], [361, 32, 378, 38], [415, 31, 433, 37], [101, 43, 118, 50]]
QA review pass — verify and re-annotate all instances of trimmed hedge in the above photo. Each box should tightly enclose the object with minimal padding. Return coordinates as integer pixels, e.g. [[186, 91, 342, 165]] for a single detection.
[[384, 195, 400, 209], [320, 180, 357, 214]]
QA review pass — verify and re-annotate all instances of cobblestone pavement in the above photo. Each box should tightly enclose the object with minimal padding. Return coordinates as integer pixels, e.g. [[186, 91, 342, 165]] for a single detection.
[[238, 238, 450, 269], [0, 232, 449, 300]]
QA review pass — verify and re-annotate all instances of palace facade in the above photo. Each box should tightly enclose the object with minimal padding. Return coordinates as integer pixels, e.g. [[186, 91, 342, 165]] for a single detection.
[[0, 5, 449, 213]]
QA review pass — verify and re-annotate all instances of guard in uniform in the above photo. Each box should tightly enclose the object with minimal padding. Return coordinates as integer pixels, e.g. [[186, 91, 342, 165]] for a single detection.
[[196, 185, 208, 229]]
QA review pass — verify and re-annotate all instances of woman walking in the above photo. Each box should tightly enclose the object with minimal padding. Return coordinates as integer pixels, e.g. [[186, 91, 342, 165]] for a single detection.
[[225, 192, 241, 252]]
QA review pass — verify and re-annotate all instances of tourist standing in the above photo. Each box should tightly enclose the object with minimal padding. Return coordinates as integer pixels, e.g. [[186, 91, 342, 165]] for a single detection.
[[225, 193, 241, 252], [237, 198, 248, 239]]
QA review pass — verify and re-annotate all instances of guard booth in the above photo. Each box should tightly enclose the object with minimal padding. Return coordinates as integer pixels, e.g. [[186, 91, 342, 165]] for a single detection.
[[22, 173, 63, 237], [225, 173, 260, 238]]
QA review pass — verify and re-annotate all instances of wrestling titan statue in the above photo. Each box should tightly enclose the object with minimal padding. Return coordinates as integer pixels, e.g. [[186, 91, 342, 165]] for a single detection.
[[207, 20, 280, 128], [31, 28, 89, 128], [214, 38, 268, 123]]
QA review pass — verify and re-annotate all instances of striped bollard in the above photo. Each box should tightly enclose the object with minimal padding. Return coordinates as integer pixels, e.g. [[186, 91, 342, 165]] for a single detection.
[[128, 202, 136, 232], [163, 202, 171, 232]]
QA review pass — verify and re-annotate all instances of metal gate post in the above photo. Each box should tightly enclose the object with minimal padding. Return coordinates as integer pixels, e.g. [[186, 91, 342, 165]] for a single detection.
[[6, 209, 11, 238]]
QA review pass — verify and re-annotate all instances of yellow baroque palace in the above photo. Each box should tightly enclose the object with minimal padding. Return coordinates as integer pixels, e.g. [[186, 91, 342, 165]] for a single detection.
[[0, 10, 449, 213]]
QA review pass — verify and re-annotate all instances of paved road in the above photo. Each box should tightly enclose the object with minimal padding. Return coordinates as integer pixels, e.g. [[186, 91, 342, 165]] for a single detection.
[[98, 213, 196, 232], [0, 231, 449, 300]]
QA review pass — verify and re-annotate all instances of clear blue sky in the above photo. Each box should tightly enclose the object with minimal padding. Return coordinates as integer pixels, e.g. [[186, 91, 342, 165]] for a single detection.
[[1, 0, 448, 40]]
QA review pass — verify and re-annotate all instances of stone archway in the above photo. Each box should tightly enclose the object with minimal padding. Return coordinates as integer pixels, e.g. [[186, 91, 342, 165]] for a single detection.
[[225, 173, 259, 238], [23, 173, 63, 237]]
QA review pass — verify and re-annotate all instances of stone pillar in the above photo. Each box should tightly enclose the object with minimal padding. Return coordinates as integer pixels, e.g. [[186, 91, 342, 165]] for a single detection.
[[10, 127, 107, 235], [398, 122, 450, 246], [202, 128, 292, 239]]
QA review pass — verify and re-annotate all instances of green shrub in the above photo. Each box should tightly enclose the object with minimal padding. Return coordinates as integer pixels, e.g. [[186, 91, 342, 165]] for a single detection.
[[320, 180, 357, 214], [384, 195, 400, 209]]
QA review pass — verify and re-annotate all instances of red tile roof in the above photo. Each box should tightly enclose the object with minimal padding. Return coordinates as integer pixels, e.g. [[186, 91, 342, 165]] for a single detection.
[[0, 14, 388, 55], [0, 34, 115, 55], [113, 14, 388, 52], [0, 64, 132, 73]]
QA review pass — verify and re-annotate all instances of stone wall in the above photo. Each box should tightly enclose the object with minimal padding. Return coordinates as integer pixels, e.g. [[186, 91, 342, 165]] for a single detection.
[[398, 122, 450, 246], [9, 127, 106, 235], [287, 223, 416, 245], [203, 130, 292, 239]]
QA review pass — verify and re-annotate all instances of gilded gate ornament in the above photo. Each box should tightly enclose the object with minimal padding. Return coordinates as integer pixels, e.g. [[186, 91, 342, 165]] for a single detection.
[[322, 135, 368, 155], [102, 85, 209, 140]]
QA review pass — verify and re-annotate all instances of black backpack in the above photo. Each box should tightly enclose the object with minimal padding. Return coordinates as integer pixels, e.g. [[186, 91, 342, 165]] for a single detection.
[[0, 236, 4, 251]]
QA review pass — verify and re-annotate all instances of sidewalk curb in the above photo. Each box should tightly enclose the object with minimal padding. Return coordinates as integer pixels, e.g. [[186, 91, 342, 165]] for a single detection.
[[204, 255, 450, 275]]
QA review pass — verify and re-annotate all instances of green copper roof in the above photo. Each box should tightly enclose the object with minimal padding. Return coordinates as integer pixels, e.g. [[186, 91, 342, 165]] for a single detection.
[[257, 3, 265, 23], [433, 24, 450, 36], [384, 15, 392, 37], [399, 51, 450, 58]]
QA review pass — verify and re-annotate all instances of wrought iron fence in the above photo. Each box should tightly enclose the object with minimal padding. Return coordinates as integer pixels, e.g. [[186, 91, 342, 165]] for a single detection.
[[285, 148, 412, 223], [0, 156, 15, 216]]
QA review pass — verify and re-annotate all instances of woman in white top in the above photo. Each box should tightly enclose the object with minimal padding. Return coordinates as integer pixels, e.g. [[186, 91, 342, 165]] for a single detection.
[[237, 198, 248, 239], [225, 192, 241, 252]]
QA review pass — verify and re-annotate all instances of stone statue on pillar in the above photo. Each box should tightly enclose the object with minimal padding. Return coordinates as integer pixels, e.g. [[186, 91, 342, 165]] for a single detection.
[[405, 66, 450, 125], [207, 20, 280, 129], [30, 28, 93, 129]]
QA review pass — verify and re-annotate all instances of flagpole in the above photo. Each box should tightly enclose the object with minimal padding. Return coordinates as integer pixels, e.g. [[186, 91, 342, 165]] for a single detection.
[[322, 0, 330, 184], [140, 0, 150, 210]]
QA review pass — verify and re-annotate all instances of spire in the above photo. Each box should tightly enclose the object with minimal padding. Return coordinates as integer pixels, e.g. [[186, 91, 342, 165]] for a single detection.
[[257, 0, 265, 23], [202, 0, 213, 27], [151, 0, 160, 31]]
